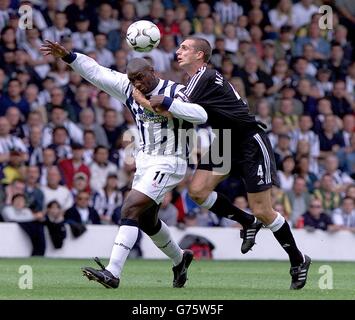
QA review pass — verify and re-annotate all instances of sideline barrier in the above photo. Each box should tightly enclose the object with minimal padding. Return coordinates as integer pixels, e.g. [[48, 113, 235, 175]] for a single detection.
[[1, 222, 355, 261]]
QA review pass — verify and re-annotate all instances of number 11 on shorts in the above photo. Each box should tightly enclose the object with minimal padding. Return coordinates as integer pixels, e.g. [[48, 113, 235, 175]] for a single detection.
[[153, 171, 165, 184]]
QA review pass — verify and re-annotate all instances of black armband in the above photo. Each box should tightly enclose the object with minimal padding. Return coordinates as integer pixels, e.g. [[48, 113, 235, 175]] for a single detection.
[[62, 51, 77, 64]]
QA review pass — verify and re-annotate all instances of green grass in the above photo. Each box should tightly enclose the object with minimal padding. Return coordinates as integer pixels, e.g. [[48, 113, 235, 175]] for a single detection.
[[0, 258, 354, 300]]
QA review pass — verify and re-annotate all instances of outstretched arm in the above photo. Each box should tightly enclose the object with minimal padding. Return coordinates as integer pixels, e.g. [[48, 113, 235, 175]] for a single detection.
[[40, 40, 130, 103]]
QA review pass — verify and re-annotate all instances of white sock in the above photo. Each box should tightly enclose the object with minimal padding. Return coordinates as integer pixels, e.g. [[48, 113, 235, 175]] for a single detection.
[[200, 191, 218, 209], [150, 220, 183, 266], [265, 212, 285, 232], [106, 225, 139, 278]]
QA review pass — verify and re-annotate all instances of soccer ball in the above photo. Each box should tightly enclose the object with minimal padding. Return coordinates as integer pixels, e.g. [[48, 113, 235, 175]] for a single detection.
[[126, 20, 161, 52]]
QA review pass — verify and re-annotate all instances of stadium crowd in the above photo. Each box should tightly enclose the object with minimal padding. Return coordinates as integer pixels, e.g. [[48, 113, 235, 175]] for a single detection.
[[0, 0, 355, 255]]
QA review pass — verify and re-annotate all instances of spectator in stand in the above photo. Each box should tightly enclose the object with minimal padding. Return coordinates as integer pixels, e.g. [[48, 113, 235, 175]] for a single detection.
[[328, 80, 353, 118], [158, 191, 178, 227], [238, 55, 273, 96], [102, 109, 122, 149], [345, 61, 355, 99], [254, 99, 272, 131], [89, 145, 117, 192], [291, 0, 318, 30], [42, 11, 71, 43], [71, 172, 89, 199], [332, 197, 355, 232], [290, 114, 320, 162], [0, 116, 27, 165], [327, 43, 350, 82], [302, 198, 337, 232], [0, 78, 30, 118], [268, 115, 288, 149], [315, 67, 333, 98], [44, 200, 67, 249], [94, 33, 114, 68], [47, 59, 70, 88], [294, 155, 318, 192], [27, 126, 44, 166], [71, 14, 95, 53], [214, 0, 243, 25], [157, 35, 177, 73], [47, 126, 72, 160], [71, 83, 94, 122], [42, 105, 83, 147], [58, 142, 90, 190], [274, 134, 293, 170], [194, 16, 217, 48], [64, 0, 97, 32], [318, 114, 345, 161], [294, 78, 318, 119], [268, 0, 294, 32], [92, 172, 123, 225], [275, 98, 299, 132], [25, 165, 44, 213], [277, 155, 296, 192], [78, 108, 108, 148], [1, 193, 46, 255], [65, 191, 100, 225], [338, 133, 355, 178], [5, 106, 24, 139], [41, 165, 73, 211], [322, 154, 354, 194], [157, 8, 180, 37], [274, 25, 295, 62], [286, 176, 311, 227], [82, 129, 96, 165], [313, 173, 341, 215], [97, 3, 120, 35]]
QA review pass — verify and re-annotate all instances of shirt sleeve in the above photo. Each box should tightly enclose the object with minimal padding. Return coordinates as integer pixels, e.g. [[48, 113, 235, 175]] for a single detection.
[[68, 53, 131, 103], [163, 97, 208, 124]]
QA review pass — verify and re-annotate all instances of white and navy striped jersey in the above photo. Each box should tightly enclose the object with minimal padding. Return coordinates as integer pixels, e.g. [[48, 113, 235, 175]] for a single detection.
[[69, 53, 204, 157], [0, 135, 27, 154]]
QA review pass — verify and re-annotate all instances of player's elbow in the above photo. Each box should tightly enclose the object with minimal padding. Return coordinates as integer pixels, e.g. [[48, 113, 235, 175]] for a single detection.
[[194, 108, 208, 124]]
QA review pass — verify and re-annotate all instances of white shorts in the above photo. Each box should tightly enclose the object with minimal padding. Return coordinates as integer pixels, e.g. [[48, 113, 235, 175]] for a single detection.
[[132, 151, 187, 204]]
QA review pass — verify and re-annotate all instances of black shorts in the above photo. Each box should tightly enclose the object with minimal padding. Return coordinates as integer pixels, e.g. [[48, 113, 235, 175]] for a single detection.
[[197, 130, 279, 193]]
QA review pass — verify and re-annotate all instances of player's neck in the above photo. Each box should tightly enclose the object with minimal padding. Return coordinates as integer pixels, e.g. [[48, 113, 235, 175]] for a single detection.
[[186, 62, 205, 77]]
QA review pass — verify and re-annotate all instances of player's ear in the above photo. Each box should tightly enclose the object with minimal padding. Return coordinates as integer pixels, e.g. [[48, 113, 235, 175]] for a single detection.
[[196, 50, 204, 61]]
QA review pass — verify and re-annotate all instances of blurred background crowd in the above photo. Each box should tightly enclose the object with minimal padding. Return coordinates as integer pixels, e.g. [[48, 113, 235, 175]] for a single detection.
[[0, 0, 354, 256]]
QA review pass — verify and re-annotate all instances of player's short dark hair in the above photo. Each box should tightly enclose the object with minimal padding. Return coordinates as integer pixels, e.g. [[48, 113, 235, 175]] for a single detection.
[[186, 37, 212, 63]]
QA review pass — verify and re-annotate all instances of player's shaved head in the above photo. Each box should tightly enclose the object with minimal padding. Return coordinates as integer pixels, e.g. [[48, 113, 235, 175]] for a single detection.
[[185, 36, 212, 62], [126, 57, 159, 94], [126, 58, 153, 74]]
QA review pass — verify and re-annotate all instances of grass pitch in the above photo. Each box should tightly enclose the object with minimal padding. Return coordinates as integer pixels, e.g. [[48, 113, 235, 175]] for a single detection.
[[0, 258, 354, 300]]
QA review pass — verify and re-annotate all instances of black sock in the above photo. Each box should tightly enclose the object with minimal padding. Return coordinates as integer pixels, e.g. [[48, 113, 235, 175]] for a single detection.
[[209, 192, 255, 227], [273, 221, 304, 267]]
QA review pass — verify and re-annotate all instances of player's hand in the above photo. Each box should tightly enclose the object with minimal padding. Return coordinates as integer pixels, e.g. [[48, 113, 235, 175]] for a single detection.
[[40, 40, 70, 59], [149, 95, 172, 119], [132, 88, 155, 113]]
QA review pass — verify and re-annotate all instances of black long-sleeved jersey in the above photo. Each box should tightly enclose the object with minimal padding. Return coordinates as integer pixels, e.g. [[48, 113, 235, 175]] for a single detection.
[[176, 66, 263, 141]]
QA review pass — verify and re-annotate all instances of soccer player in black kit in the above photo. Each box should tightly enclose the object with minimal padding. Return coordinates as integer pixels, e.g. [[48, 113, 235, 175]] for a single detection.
[[148, 37, 311, 290]]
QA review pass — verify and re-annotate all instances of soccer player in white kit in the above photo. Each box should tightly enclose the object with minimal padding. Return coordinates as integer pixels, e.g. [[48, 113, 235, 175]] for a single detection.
[[41, 40, 207, 288]]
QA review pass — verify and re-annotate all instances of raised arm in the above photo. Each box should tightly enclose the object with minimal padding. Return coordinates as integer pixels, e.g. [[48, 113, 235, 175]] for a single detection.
[[40, 40, 130, 103]]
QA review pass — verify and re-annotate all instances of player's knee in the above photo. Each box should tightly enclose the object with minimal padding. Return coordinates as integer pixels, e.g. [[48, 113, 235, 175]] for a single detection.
[[188, 184, 208, 204], [250, 201, 273, 221], [121, 200, 140, 220], [250, 202, 266, 217]]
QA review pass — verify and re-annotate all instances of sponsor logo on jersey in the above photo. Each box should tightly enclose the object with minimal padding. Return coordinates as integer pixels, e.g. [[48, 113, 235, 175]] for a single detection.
[[139, 108, 168, 123]]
